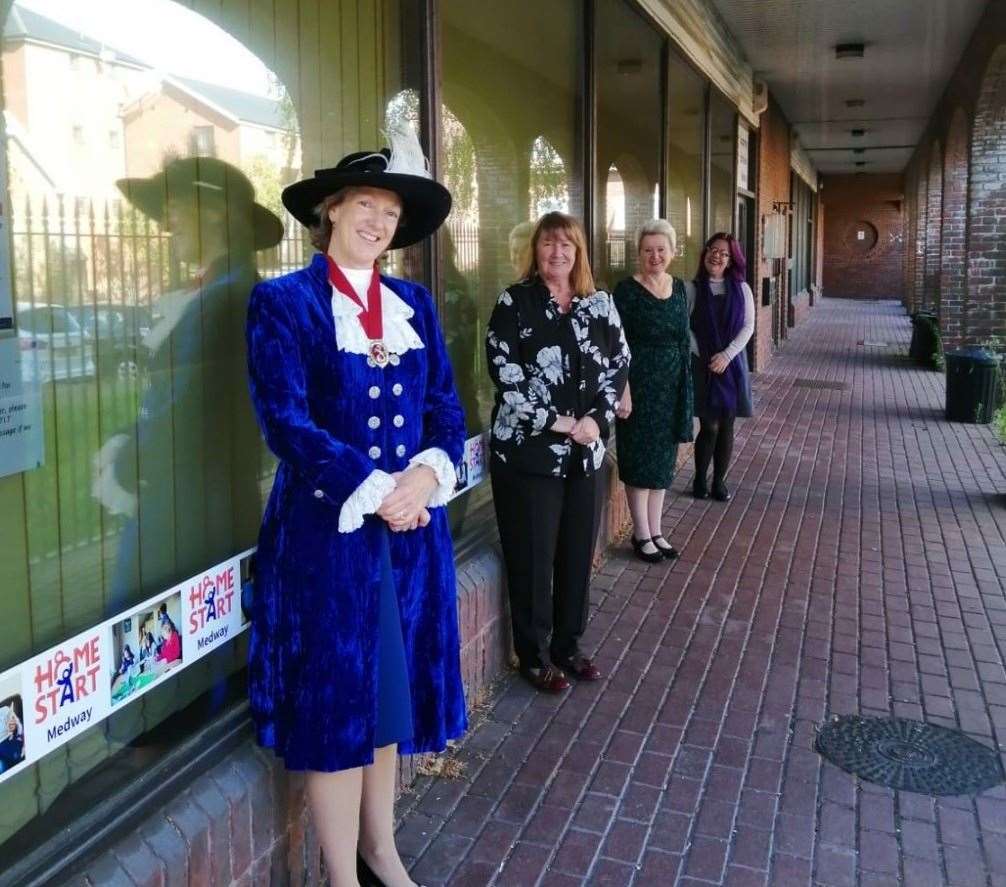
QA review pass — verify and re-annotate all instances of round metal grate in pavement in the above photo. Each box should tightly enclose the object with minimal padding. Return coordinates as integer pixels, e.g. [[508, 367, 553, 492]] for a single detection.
[[815, 715, 1005, 795]]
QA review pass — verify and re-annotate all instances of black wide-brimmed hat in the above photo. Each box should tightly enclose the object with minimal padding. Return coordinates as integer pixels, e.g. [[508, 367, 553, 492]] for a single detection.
[[117, 156, 284, 251], [281, 127, 452, 250]]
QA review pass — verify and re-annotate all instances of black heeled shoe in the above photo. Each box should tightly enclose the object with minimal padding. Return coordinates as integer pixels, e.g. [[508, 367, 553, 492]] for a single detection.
[[357, 854, 385, 887], [651, 536, 679, 560], [692, 478, 708, 499], [711, 480, 731, 502], [631, 536, 663, 563]]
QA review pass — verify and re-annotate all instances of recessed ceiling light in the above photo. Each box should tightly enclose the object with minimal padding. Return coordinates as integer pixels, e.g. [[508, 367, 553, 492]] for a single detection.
[[851, 129, 867, 137], [835, 43, 865, 59], [855, 161, 868, 167], [845, 99, 866, 108]]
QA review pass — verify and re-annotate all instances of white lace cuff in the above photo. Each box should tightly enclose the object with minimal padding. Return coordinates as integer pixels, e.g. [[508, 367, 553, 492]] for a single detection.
[[337, 469, 396, 533], [408, 447, 457, 507]]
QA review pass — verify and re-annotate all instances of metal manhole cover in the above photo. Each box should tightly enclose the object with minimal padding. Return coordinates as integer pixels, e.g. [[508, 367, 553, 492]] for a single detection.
[[816, 716, 1005, 795], [793, 378, 848, 391]]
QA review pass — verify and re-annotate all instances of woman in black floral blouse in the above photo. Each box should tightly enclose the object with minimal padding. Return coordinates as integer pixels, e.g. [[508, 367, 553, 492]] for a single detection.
[[486, 212, 630, 693]]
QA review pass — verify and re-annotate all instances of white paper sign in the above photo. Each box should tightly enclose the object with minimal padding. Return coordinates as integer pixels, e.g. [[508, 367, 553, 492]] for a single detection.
[[0, 339, 44, 477], [737, 123, 750, 193], [450, 432, 488, 499]]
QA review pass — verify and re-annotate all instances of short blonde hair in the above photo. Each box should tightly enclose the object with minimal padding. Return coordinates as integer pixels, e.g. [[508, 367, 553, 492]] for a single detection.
[[522, 212, 596, 296], [636, 218, 676, 254]]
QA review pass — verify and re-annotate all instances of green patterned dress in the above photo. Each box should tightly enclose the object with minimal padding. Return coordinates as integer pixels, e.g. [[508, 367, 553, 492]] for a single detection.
[[614, 276, 693, 489]]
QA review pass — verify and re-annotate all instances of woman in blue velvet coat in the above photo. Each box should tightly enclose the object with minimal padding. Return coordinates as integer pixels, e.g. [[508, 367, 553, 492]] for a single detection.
[[246, 127, 465, 887]]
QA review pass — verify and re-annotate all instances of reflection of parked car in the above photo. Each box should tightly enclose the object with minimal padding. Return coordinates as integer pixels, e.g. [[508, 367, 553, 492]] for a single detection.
[[68, 304, 153, 379], [17, 302, 96, 383]]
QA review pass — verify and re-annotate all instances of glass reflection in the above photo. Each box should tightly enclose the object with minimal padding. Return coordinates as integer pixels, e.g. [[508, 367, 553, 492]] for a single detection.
[[593, 0, 663, 291], [666, 50, 706, 278], [0, 0, 420, 854], [709, 90, 736, 237], [440, 0, 583, 536]]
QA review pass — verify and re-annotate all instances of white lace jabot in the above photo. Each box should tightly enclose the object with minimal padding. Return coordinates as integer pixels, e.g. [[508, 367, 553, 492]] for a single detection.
[[331, 265, 424, 357]]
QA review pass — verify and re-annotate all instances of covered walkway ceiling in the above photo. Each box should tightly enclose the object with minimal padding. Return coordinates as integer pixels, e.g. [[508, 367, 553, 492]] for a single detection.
[[709, 0, 988, 175]]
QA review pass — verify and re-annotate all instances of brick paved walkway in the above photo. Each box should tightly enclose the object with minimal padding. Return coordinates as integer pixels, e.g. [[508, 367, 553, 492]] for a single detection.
[[396, 299, 1006, 887]]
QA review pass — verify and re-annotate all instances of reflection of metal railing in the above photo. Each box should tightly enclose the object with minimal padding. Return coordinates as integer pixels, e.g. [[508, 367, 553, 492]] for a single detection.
[[606, 235, 626, 270], [10, 196, 308, 305], [8, 193, 301, 558], [446, 219, 479, 273]]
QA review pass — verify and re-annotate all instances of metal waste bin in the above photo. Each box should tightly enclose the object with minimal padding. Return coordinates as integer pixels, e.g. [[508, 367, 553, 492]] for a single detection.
[[945, 347, 1000, 423], [909, 311, 939, 365]]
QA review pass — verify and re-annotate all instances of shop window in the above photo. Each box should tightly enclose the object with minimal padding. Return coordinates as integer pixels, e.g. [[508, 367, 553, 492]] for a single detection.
[[593, 0, 663, 290], [708, 90, 736, 237], [440, 0, 583, 541], [666, 50, 706, 277], [0, 0, 419, 861]]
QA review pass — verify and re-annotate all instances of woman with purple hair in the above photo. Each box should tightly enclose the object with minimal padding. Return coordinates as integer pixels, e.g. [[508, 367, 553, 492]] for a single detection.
[[687, 233, 754, 501]]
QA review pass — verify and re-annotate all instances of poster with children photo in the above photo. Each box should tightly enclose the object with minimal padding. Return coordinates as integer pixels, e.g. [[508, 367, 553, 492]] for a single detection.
[[110, 591, 183, 706], [0, 670, 28, 784]]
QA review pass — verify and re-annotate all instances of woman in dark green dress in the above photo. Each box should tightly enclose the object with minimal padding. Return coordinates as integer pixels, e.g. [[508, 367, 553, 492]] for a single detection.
[[614, 219, 693, 563]]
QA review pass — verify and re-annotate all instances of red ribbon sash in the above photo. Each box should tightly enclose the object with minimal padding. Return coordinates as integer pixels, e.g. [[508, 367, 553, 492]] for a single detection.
[[326, 255, 383, 341]]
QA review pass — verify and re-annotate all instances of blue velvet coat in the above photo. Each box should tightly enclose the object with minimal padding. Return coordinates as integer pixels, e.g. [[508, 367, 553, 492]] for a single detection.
[[246, 253, 467, 772]]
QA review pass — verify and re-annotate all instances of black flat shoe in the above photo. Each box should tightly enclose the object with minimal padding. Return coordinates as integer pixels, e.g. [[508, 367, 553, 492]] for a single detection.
[[692, 479, 708, 499], [711, 481, 731, 502], [631, 536, 663, 563], [357, 854, 385, 887], [650, 536, 679, 560]]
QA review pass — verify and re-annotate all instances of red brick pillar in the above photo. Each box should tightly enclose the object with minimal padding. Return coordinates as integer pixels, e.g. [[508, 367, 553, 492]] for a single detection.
[[925, 143, 943, 314], [966, 45, 1006, 346], [940, 109, 970, 349]]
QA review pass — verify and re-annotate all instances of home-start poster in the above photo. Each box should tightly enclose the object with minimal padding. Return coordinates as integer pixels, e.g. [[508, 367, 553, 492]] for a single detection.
[[0, 549, 253, 786]]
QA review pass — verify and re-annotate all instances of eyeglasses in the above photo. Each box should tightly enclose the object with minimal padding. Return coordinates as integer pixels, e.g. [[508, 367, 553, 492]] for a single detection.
[[706, 249, 731, 259]]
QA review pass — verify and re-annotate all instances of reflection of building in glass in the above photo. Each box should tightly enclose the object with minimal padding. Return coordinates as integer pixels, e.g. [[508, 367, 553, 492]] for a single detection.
[[2, 2, 152, 200], [121, 75, 301, 181]]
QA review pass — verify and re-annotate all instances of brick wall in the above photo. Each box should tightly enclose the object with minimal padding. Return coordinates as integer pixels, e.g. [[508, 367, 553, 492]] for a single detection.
[[924, 144, 944, 310], [821, 174, 905, 300], [940, 108, 970, 348], [902, 2, 1006, 344]]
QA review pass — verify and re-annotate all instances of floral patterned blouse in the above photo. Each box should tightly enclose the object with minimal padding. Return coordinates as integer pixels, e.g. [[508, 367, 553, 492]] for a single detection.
[[486, 278, 630, 477]]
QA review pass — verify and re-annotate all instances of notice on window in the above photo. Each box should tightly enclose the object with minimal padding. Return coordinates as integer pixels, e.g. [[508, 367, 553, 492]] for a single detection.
[[0, 339, 44, 479], [450, 432, 488, 499], [0, 549, 253, 786]]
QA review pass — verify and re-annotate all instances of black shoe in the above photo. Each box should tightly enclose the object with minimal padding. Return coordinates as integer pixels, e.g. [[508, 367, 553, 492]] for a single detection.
[[711, 481, 731, 502], [357, 854, 385, 887], [692, 478, 708, 499], [631, 536, 663, 563], [651, 536, 679, 560]]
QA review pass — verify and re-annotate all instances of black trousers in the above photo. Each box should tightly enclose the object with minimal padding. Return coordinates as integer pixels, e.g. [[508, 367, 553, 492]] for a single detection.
[[491, 459, 600, 670]]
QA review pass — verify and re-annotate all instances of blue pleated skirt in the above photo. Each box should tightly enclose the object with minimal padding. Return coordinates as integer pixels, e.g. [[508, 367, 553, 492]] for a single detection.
[[374, 528, 414, 748]]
